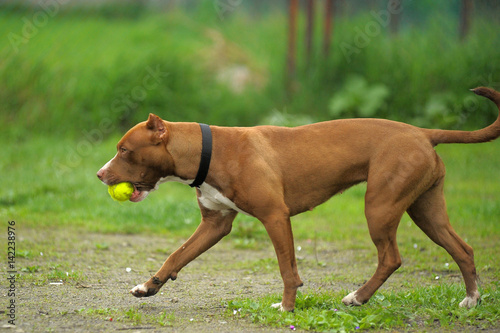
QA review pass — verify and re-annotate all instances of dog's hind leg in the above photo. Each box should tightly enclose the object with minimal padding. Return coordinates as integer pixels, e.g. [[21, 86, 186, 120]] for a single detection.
[[407, 177, 480, 308], [343, 146, 436, 306], [342, 201, 405, 306]]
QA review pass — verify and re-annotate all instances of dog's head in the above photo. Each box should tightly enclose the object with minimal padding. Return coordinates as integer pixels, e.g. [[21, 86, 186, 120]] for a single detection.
[[97, 114, 174, 202]]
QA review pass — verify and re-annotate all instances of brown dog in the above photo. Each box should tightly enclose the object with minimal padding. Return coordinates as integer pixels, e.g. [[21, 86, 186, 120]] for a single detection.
[[97, 87, 499, 311]]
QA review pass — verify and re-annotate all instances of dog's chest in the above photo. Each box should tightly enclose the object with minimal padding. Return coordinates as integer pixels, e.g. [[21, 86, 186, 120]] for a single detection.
[[198, 183, 252, 216], [159, 176, 252, 216]]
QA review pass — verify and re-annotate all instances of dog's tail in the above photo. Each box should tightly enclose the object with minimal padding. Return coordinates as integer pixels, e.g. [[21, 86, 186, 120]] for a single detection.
[[425, 87, 500, 146]]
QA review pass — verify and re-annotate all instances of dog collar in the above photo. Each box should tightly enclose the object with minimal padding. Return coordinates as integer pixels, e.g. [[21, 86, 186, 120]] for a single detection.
[[189, 123, 212, 188]]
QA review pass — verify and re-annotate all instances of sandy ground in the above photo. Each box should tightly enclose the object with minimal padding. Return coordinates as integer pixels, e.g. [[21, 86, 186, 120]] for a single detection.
[[5, 229, 357, 333]]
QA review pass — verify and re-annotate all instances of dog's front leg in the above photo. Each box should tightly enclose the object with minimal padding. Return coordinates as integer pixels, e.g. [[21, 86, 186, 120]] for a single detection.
[[130, 209, 237, 297], [263, 213, 304, 312]]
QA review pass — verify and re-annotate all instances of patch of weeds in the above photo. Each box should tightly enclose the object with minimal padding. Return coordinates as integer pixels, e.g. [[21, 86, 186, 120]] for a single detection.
[[88, 307, 178, 327], [81, 307, 117, 322], [46, 268, 82, 282], [21, 265, 40, 273], [125, 307, 142, 324], [227, 284, 500, 332], [83, 306, 149, 325], [83, 308, 115, 316], [16, 273, 42, 285], [17, 264, 84, 285], [16, 249, 33, 258], [155, 311, 176, 327], [95, 242, 110, 250]]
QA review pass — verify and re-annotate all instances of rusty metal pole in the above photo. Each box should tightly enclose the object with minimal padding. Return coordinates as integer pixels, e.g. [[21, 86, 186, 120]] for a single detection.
[[286, 0, 299, 94], [305, 0, 315, 69], [459, 0, 474, 41], [323, 0, 333, 58], [389, 0, 401, 35]]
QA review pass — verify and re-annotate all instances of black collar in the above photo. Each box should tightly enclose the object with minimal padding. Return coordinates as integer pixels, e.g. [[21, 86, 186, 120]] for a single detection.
[[189, 123, 212, 188]]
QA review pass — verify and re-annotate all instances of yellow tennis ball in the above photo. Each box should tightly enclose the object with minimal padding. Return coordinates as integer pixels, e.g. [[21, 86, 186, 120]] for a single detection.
[[108, 182, 134, 202]]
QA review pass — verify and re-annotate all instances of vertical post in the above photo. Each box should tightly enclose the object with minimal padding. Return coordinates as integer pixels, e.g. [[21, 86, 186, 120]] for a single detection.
[[459, 0, 474, 41], [305, 0, 315, 69], [286, 0, 299, 93], [389, 0, 401, 35], [323, 0, 334, 58]]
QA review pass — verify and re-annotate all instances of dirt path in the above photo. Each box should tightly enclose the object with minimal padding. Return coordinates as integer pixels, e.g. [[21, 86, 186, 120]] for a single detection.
[[6, 228, 491, 332], [9, 228, 356, 333]]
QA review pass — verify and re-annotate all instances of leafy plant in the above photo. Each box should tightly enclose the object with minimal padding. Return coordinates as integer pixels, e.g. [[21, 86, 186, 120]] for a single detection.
[[412, 92, 461, 128], [125, 308, 142, 324], [329, 76, 390, 119], [21, 265, 40, 273]]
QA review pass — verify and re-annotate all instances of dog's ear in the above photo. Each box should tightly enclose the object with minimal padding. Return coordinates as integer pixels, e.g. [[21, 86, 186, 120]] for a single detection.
[[146, 113, 168, 142]]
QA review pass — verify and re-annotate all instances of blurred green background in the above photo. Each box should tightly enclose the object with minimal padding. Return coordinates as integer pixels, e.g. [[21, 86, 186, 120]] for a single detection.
[[1, 0, 499, 236], [1, 0, 500, 140]]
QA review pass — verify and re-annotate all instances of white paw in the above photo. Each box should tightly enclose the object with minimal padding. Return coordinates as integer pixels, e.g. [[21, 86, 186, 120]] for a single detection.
[[271, 302, 285, 312], [342, 291, 362, 306], [459, 292, 480, 308], [130, 284, 148, 296]]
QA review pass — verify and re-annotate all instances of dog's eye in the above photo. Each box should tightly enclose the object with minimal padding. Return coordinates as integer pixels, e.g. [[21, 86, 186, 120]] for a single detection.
[[120, 147, 127, 153]]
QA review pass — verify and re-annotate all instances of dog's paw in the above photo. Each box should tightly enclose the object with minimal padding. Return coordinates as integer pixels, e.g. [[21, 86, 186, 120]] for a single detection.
[[130, 284, 158, 298], [342, 291, 362, 306], [271, 302, 294, 312], [459, 292, 480, 308], [271, 302, 285, 312], [130, 284, 148, 297]]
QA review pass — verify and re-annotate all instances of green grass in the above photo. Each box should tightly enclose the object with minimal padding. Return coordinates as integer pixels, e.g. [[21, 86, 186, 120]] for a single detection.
[[227, 284, 500, 332], [1, 6, 499, 140]]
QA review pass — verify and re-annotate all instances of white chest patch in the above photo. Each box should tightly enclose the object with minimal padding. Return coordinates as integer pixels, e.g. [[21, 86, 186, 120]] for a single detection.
[[198, 183, 253, 217], [158, 177, 252, 217]]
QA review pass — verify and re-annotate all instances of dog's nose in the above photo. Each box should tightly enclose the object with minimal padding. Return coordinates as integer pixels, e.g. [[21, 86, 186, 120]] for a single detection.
[[97, 169, 105, 181]]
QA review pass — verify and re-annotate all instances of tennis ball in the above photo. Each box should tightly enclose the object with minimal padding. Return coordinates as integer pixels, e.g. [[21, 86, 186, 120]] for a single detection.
[[108, 182, 134, 202]]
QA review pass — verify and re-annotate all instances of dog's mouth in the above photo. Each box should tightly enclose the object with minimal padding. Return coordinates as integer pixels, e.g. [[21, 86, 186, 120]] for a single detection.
[[129, 186, 144, 202], [129, 184, 151, 203]]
